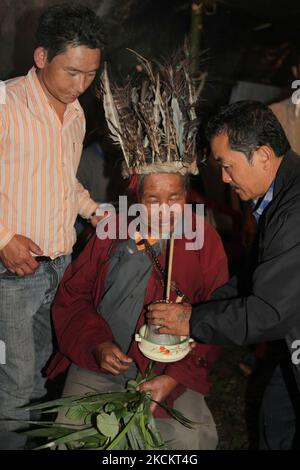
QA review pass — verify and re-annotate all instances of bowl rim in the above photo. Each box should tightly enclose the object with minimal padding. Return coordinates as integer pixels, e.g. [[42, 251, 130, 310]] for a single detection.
[[138, 324, 190, 347]]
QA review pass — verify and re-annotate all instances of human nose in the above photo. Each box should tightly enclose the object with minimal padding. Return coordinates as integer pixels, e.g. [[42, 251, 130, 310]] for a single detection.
[[76, 75, 87, 94], [161, 203, 169, 216], [222, 167, 232, 184]]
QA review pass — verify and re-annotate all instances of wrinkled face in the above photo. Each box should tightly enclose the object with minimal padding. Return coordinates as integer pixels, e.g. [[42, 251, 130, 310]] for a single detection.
[[211, 132, 270, 201], [139, 173, 186, 236], [35, 45, 101, 105]]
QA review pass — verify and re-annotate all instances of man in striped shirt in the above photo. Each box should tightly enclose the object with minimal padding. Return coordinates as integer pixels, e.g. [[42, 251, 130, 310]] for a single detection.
[[0, 4, 104, 449]]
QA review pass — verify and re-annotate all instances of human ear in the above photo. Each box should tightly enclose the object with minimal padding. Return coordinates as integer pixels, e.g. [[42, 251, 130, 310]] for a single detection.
[[33, 47, 48, 69], [257, 145, 272, 170], [292, 64, 300, 80]]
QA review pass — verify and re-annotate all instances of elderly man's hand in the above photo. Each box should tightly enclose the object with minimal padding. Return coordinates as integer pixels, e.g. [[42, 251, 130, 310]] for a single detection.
[[92, 342, 133, 376], [137, 375, 178, 412], [147, 302, 192, 337]]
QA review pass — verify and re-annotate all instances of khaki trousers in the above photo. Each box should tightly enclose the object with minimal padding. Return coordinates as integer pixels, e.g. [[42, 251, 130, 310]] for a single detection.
[[56, 364, 218, 450]]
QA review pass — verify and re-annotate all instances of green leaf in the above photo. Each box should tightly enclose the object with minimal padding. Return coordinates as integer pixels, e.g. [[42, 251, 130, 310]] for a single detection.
[[78, 435, 108, 449], [126, 421, 145, 450], [65, 405, 88, 422], [106, 404, 141, 450], [26, 395, 89, 411], [24, 426, 76, 439], [146, 422, 165, 449], [126, 380, 138, 391], [27, 391, 138, 412], [21, 361, 204, 451], [151, 399, 200, 428], [114, 406, 129, 420], [17, 419, 84, 429], [34, 427, 99, 450], [96, 412, 119, 439], [104, 403, 116, 413], [136, 400, 165, 450]]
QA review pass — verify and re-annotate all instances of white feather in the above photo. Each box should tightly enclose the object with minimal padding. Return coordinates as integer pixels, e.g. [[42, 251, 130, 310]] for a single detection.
[[101, 64, 130, 169]]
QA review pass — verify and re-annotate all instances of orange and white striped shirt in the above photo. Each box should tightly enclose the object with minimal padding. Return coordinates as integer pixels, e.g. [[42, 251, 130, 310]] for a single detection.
[[0, 67, 98, 257]]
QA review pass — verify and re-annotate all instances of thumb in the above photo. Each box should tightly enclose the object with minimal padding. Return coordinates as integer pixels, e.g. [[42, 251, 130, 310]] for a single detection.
[[137, 381, 152, 393], [28, 239, 43, 255], [115, 349, 133, 363]]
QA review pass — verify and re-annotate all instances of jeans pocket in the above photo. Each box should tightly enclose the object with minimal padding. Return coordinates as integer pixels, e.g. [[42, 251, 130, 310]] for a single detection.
[[0, 260, 7, 274], [0, 270, 17, 279], [0, 262, 18, 278]]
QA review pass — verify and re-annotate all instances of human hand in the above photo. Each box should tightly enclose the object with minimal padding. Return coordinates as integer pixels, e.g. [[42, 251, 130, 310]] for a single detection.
[[0, 234, 42, 276], [89, 205, 113, 227], [89, 214, 104, 227], [137, 375, 178, 412], [147, 302, 192, 337], [92, 342, 133, 376]]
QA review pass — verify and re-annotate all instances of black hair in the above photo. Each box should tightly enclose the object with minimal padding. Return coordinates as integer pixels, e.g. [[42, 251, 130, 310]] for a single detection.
[[206, 100, 290, 161], [35, 3, 104, 62]]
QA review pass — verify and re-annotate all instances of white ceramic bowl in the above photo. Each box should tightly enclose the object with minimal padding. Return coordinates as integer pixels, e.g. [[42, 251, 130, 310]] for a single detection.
[[135, 324, 193, 362]]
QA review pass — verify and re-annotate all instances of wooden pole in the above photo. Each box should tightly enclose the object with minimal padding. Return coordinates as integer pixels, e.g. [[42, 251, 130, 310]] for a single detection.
[[189, 1, 203, 76], [165, 232, 175, 302]]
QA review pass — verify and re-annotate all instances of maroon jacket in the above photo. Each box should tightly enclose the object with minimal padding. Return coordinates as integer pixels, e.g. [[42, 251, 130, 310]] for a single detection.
[[47, 218, 228, 417]]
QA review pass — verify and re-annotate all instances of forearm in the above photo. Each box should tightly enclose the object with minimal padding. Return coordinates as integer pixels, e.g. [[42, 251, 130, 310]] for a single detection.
[[0, 222, 15, 251], [76, 180, 98, 218], [190, 294, 290, 346]]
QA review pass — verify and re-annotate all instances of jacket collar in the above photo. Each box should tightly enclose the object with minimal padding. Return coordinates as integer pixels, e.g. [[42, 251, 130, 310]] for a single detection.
[[259, 149, 300, 229], [273, 149, 300, 199]]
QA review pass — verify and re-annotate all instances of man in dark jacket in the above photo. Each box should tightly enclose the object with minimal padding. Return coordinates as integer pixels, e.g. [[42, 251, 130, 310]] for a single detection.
[[147, 100, 300, 449]]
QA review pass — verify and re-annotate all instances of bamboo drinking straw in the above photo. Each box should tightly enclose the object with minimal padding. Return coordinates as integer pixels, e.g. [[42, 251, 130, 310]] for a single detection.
[[165, 232, 174, 302]]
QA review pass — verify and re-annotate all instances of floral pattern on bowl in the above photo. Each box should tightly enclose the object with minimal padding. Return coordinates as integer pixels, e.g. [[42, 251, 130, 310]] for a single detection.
[[135, 324, 193, 363]]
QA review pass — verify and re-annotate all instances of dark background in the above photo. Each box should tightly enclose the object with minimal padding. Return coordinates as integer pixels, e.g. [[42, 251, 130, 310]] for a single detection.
[[1, 1, 297, 449], [1, 1, 300, 93]]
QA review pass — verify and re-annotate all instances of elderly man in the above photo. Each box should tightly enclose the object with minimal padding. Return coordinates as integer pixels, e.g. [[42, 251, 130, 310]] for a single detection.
[[47, 171, 228, 450], [46, 53, 230, 450], [0, 4, 104, 449], [148, 100, 300, 449]]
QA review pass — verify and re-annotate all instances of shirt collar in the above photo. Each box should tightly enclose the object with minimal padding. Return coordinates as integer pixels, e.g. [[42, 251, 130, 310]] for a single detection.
[[252, 181, 275, 223], [134, 232, 158, 251], [25, 67, 82, 121]]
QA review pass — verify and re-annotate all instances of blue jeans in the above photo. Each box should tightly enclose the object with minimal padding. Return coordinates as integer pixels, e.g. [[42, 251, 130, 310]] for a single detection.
[[0, 256, 70, 450]]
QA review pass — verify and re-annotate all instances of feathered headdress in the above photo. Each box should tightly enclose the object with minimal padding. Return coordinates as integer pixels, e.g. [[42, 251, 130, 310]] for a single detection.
[[100, 48, 205, 178]]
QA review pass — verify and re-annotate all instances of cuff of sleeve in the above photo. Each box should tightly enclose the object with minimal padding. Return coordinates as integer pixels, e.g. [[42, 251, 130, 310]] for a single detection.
[[0, 228, 15, 251], [190, 306, 207, 342], [79, 200, 98, 219]]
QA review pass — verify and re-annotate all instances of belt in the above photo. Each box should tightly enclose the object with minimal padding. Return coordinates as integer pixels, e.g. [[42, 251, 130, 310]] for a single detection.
[[35, 256, 53, 262], [35, 256, 64, 263]]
